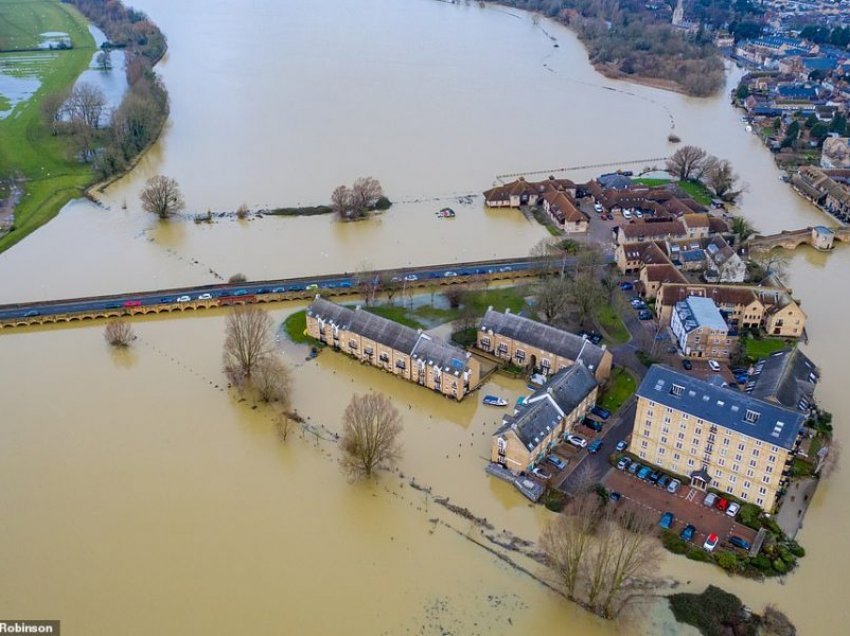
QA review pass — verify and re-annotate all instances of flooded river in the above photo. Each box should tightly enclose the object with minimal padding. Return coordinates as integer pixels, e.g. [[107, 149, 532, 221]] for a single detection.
[[0, 0, 847, 633]]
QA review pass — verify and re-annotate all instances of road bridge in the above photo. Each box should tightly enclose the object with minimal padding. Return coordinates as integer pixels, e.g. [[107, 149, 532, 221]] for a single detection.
[[0, 257, 552, 330], [746, 226, 850, 252]]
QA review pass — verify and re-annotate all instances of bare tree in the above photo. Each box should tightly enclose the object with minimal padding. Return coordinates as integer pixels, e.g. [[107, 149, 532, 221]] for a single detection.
[[666, 145, 707, 181], [229, 272, 247, 283], [540, 494, 602, 600], [104, 319, 135, 346], [236, 203, 249, 219], [140, 175, 185, 219], [749, 250, 789, 282], [534, 276, 571, 325], [350, 177, 384, 215], [276, 410, 297, 443], [355, 264, 380, 305], [40, 89, 70, 135], [703, 156, 744, 202], [761, 604, 797, 636], [331, 185, 353, 219], [96, 50, 112, 71], [223, 305, 275, 382], [252, 354, 292, 403], [66, 82, 107, 129], [340, 392, 403, 480], [443, 285, 469, 309], [381, 273, 402, 305], [570, 271, 606, 327]]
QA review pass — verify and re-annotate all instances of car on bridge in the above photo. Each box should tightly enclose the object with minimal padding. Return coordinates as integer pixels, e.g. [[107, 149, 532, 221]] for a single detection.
[[177, 295, 191, 302], [443, 271, 458, 277], [123, 300, 142, 307], [403, 274, 418, 282], [197, 293, 213, 300], [24, 309, 40, 317], [272, 287, 286, 293], [234, 289, 249, 296]]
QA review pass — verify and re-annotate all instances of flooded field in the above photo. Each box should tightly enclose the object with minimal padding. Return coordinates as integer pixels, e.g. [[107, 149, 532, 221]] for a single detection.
[[0, 0, 848, 634]]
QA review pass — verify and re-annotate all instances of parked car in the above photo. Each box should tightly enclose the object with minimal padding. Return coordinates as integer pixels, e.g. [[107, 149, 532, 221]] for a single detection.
[[594, 203, 604, 212], [682, 359, 693, 371], [703, 533, 720, 552], [619, 281, 634, 291], [546, 455, 568, 471], [616, 457, 631, 471], [123, 300, 142, 307], [658, 512, 674, 529], [272, 287, 286, 293], [583, 419, 603, 432], [657, 475, 672, 489], [634, 209, 643, 218], [443, 271, 458, 277], [715, 498, 730, 512], [628, 462, 642, 475], [729, 536, 751, 551], [197, 293, 213, 300], [648, 471, 661, 484], [588, 439, 603, 454], [403, 274, 418, 282], [638, 310, 652, 320], [23, 309, 40, 317], [566, 434, 587, 449], [532, 466, 552, 480], [160, 297, 174, 303], [629, 297, 645, 308], [615, 440, 628, 452], [637, 466, 652, 480], [708, 359, 721, 372], [703, 492, 717, 508], [667, 479, 681, 494], [234, 289, 250, 295], [591, 405, 611, 420], [680, 524, 696, 542], [176, 295, 191, 302], [623, 209, 633, 220], [609, 491, 622, 502], [305, 284, 318, 291], [726, 502, 741, 518]]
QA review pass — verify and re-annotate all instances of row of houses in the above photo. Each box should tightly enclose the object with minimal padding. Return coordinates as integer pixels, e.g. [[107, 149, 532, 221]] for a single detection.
[[482, 177, 590, 233], [791, 165, 850, 220]]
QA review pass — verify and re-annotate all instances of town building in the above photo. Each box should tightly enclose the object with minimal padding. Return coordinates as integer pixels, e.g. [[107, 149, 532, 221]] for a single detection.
[[704, 236, 746, 283], [635, 365, 807, 511], [670, 296, 737, 359], [639, 263, 688, 299], [615, 219, 687, 246], [656, 284, 806, 338], [541, 190, 590, 233], [305, 297, 480, 400], [747, 348, 820, 414], [821, 137, 850, 170], [792, 166, 850, 221], [491, 363, 598, 473], [483, 176, 576, 208], [477, 308, 612, 382], [615, 240, 669, 274]]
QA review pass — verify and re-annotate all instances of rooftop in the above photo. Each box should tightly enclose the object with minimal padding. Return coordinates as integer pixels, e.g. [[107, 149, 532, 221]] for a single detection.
[[637, 365, 806, 450], [675, 296, 729, 333], [748, 348, 819, 412]]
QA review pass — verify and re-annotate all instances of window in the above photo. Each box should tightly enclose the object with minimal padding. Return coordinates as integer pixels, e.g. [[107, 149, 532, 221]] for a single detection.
[[677, 432, 685, 440], [735, 454, 742, 462], [732, 463, 740, 472], [692, 437, 700, 445], [395, 360, 406, 370], [663, 416, 672, 424], [749, 459, 757, 467], [660, 436, 668, 444], [719, 448, 727, 457], [762, 475, 770, 484], [675, 442, 683, 450], [642, 428, 650, 438], [639, 451, 647, 459], [640, 440, 648, 449], [743, 480, 751, 490], [752, 449, 760, 457], [379, 352, 390, 363], [659, 448, 666, 455], [647, 410, 654, 418], [662, 426, 670, 434], [729, 475, 737, 484], [497, 437, 506, 453], [497, 343, 508, 355], [364, 347, 373, 356], [480, 336, 491, 348], [738, 443, 745, 451], [745, 409, 760, 423], [682, 414, 689, 420], [718, 458, 726, 467], [755, 440, 762, 447], [756, 497, 764, 506], [687, 458, 695, 467], [648, 401, 656, 408], [541, 358, 551, 370], [723, 438, 730, 446], [690, 447, 698, 456], [768, 454, 776, 463], [515, 350, 526, 363], [673, 453, 681, 461], [348, 340, 358, 350], [746, 469, 754, 478], [765, 465, 773, 474], [671, 384, 685, 396], [695, 427, 702, 436]]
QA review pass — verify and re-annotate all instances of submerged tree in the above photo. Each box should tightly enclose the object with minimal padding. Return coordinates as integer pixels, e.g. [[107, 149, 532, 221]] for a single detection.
[[140, 175, 185, 219], [252, 353, 293, 404], [222, 305, 275, 383], [340, 392, 403, 480], [104, 319, 135, 347], [666, 145, 707, 181]]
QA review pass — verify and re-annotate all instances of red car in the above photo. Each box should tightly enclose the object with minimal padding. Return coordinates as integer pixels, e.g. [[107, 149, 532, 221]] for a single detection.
[[123, 300, 142, 307], [715, 498, 729, 512]]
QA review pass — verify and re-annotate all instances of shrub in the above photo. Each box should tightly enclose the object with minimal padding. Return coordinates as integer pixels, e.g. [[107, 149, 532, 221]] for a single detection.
[[788, 541, 806, 558], [662, 531, 688, 555], [778, 547, 796, 565], [686, 549, 711, 562], [716, 551, 740, 572], [543, 489, 566, 513], [373, 196, 392, 210], [749, 555, 773, 572], [772, 559, 788, 574], [229, 272, 247, 283], [738, 503, 762, 529]]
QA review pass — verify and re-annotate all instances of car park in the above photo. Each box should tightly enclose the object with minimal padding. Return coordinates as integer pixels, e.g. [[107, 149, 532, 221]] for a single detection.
[[703, 493, 717, 507], [532, 466, 552, 480], [703, 533, 719, 552], [657, 474, 672, 489], [638, 310, 652, 320], [682, 359, 693, 370], [715, 498, 729, 512], [726, 502, 740, 518], [680, 525, 696, 542], [667, 479, 681, 494], [615, 440, 628, 452], [616, 457, 631, 470], [566, 434, 587, 448], [628, 462, 642, 475], [637, 466, 652, 480], [546, 455, 568, 471], [708, 360, 721, 372], [609, 491, 622, 502], [588, 439, 603, 454], [729, 536, 751, 551], [176, 295, 191, 302], [658, 512, 674, 529], [591, 405, 611, 420]]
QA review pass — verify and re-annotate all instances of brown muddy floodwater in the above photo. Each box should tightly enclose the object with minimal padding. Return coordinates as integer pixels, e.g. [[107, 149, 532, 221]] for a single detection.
[[0, 0, 848, 634]]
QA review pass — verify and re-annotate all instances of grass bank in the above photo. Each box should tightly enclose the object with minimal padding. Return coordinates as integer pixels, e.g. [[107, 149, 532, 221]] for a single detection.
[[282, 310, 310, 344], [0, 0, 97, 253], [595, 303, 629, 344], [598, 367, 636, 414], [632, 177, 714, 206], [744, 336, 789, 362]]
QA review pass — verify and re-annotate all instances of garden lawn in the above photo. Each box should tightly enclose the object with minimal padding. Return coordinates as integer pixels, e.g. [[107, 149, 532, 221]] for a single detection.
[[0, 0, 96, 254], [282, 310, 310, 344], [599, 367, 636, 413], [465, 285, 529, 315], [676, 179, 714, 205], [744, 337, 789, 361], [595, 302, 629, 344], [363, 305, 424, 329]]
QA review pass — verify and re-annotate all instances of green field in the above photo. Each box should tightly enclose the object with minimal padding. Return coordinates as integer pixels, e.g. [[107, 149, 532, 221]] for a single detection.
[[0, 0, 96, 253], [599, 367, 636, 414], [595, 302, 630, 344], [632, 177, 714, 205]]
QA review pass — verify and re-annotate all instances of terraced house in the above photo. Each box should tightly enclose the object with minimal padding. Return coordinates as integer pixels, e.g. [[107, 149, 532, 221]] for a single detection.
[[491, 363, 598, 473], [635, 365, 806, 511], [305, 297, 480, 400], [477, 308, 612, 383]]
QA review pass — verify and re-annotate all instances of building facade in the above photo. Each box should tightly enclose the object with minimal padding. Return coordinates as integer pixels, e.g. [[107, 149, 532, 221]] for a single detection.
[[306, 297, 480, 400], [491, 363, 598, 473], [635, 365, 806, 511], [477, 308, 612, 382], [670, 296, 737, 359]]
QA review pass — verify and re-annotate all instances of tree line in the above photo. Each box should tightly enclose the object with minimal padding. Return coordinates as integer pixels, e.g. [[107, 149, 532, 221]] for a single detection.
[[666, 145, 744, 202], [41, 0, 169, 180]]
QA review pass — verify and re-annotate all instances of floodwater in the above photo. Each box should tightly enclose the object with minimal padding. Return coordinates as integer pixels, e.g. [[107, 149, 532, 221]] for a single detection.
[[0, 0, 847, 633]]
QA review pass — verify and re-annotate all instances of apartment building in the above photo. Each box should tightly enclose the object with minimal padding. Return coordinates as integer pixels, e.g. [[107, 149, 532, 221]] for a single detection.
[[305, 297, 480, 400], [635, 365, 806, 511], [477, 308, 612, 382], [491, 363, 598, 473], [670, 296, 738, 359]]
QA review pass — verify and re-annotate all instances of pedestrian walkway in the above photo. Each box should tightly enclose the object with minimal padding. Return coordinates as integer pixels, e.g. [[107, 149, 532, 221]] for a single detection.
[[775, 477, 819, 539]]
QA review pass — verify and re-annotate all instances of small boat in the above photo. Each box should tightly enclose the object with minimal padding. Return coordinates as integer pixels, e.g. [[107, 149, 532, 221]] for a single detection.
[[436, 207, 456, 218], [483, 395, 509, 407]]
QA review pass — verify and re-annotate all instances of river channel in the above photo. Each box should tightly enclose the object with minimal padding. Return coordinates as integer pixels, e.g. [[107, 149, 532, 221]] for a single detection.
[[0, 0, 847, 633]]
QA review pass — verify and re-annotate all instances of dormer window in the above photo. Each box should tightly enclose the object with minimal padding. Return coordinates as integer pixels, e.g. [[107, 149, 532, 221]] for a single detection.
[[745, 409, 760, 424], [670, 384, 685, 397]]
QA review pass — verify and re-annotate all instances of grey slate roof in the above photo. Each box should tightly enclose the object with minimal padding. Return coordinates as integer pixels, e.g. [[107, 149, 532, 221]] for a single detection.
[[307, 297, 471, 373], [637, 365, 806, 450], [748, 349, 819, 412], [496, 363, 597, 451], [479, 309, 606, 372], [675, 296, 728, 333]]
